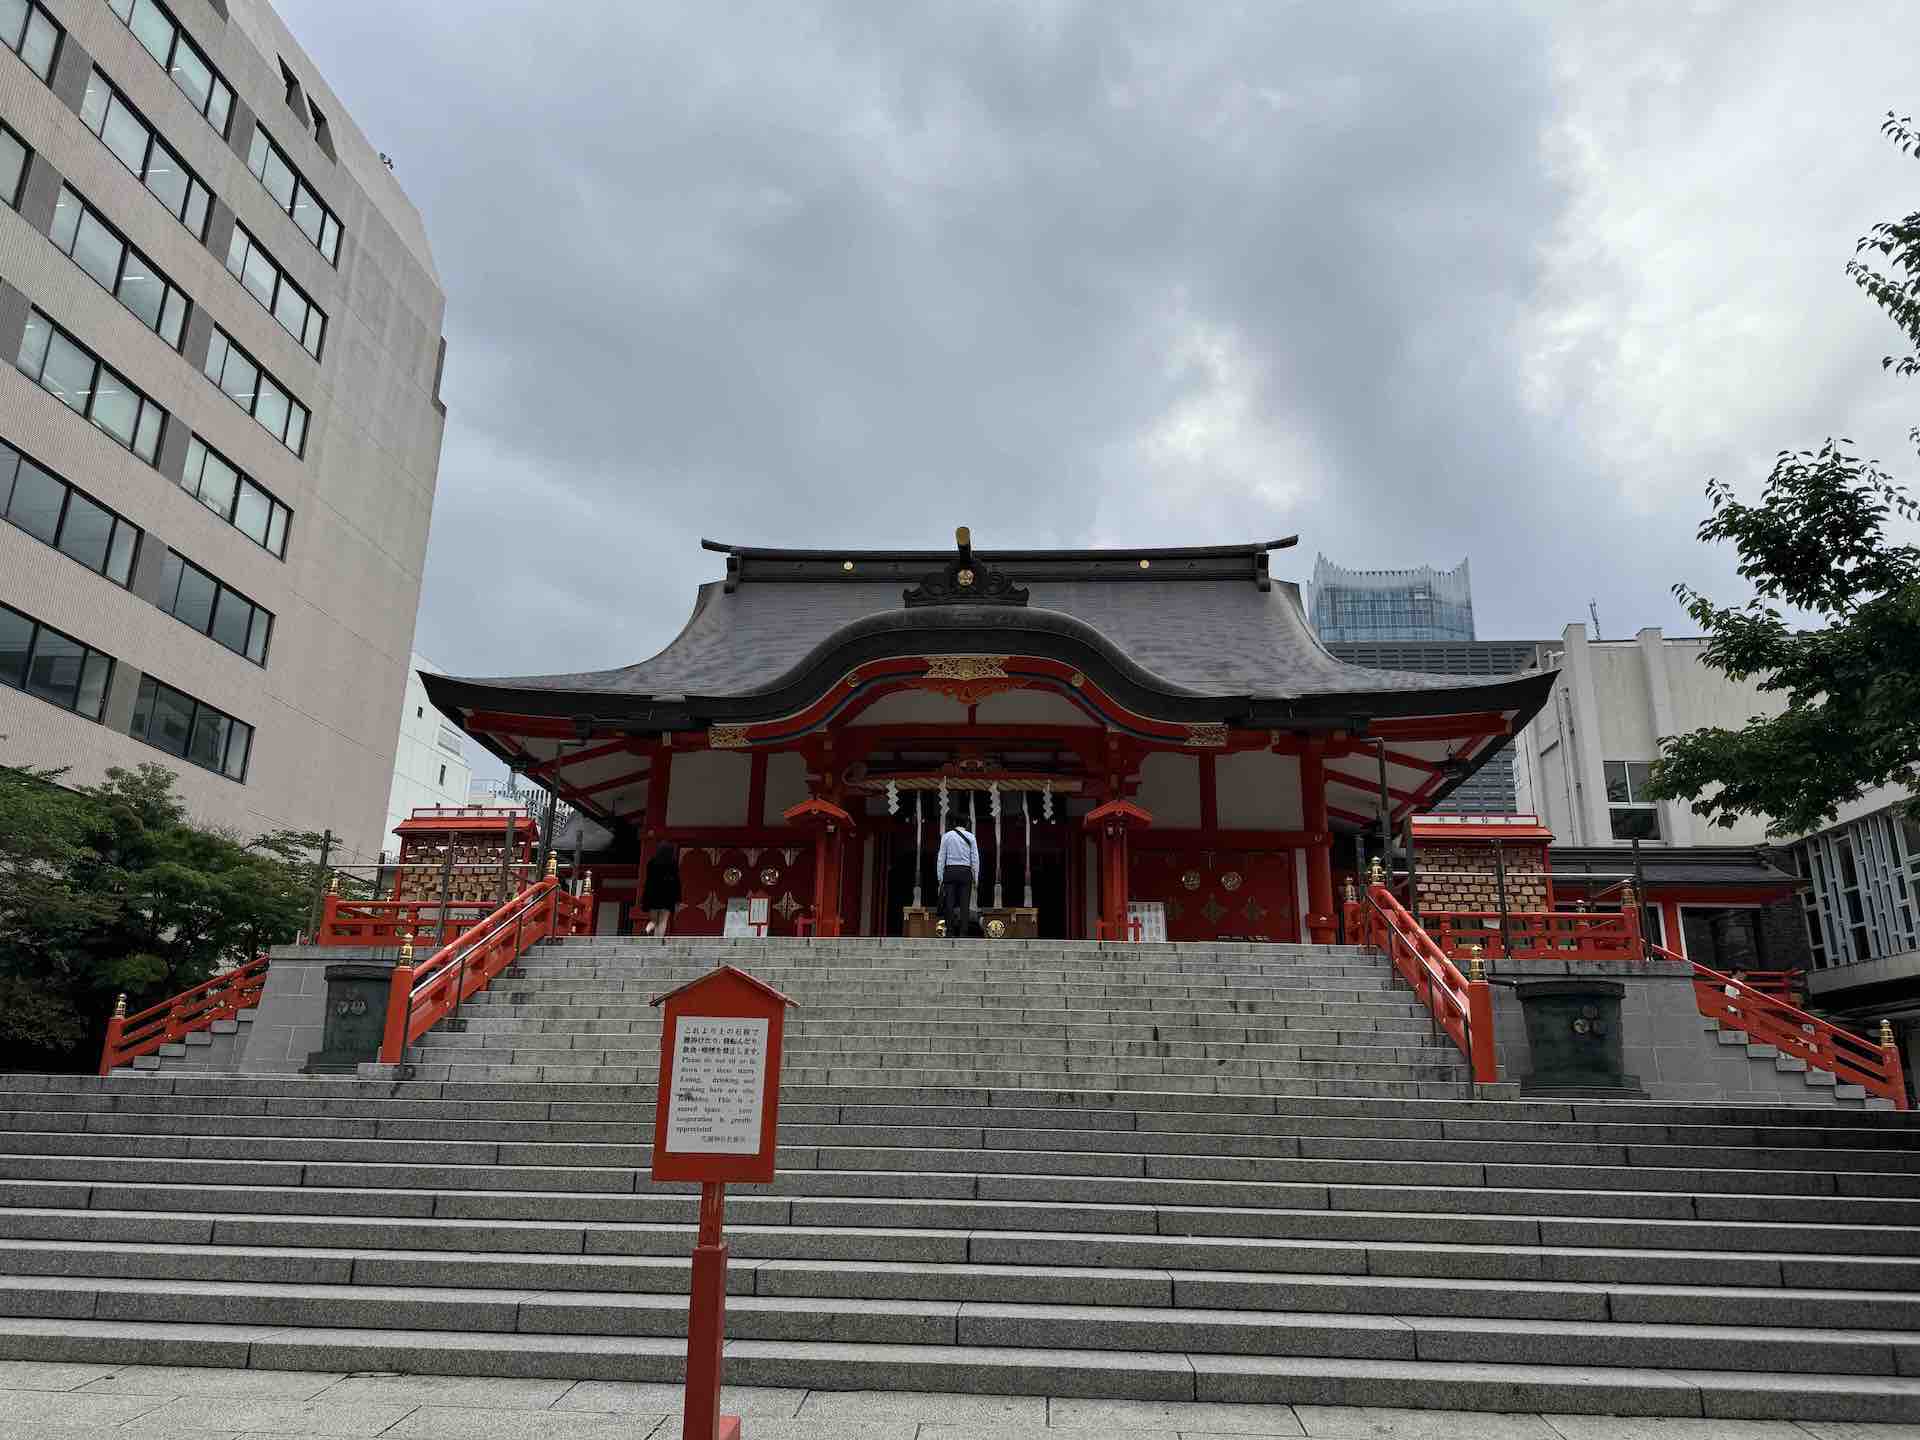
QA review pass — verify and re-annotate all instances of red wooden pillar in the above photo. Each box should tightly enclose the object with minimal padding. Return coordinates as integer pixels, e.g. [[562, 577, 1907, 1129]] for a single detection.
[[1083, 800, 1153, 941], [784, 798, 856, 938], [1302, 739, 1337, 945]]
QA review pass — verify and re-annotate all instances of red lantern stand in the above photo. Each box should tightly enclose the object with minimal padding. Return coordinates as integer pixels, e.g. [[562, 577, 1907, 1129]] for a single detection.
[[650, 966, 798, 1440]]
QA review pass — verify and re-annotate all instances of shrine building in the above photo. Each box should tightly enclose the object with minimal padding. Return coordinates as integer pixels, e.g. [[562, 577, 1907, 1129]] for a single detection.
[[422, 531, 1556, 944]]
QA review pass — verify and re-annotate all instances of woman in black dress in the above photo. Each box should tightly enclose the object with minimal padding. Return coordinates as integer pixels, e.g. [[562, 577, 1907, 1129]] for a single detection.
[[640, 841, 681, 937]]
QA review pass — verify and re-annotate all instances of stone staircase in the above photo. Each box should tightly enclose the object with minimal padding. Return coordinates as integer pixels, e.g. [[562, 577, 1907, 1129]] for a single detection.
[[0, 936, 1916, 1423]]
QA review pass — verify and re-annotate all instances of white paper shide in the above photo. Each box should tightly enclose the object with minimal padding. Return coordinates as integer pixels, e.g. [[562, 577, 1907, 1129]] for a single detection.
[[664, 1016, 770, 1153]]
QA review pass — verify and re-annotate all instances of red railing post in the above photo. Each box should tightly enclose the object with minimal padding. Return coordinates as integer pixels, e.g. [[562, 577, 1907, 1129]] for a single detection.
[[98, 993, 129, 1076], [318, 887, 340, 943], [379, 932, 416, 1065], [1883, 1020, 1909, 1111], [1465, 946, 1499, 1084]]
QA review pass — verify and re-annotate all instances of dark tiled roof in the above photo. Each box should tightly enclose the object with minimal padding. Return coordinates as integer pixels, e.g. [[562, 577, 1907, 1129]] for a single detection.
[[439, 560, 1539, 710], [1551, 846, 1800, 889]]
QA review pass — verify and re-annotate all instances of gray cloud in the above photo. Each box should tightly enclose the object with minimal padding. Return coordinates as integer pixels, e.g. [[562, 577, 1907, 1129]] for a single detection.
[[276, 0, 1919, 744]]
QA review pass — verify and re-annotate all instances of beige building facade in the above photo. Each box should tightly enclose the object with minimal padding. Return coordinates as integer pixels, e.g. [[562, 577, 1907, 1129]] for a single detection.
[[1512, 623, 1785, 850], [0, 0, 444, 863]]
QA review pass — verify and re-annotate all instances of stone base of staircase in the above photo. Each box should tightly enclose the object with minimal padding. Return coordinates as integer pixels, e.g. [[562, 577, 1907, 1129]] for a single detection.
[[15, 936, 1913, 1422]]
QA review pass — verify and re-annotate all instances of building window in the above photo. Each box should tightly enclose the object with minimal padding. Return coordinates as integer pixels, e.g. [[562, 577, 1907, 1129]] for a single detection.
[[155, 551, 272, 665], [16, 309, 168, 464], [224, 223, 325, 359], [77, 68, 212, 239], [1, 438, 142, 586], [1, 0, 61, 82], [1603, 760, 1662, 841], [49, 186, 192, 349], [0, 122, 28, 209], [437, 763, 447, 787], [179, 437, 292, 559], [246, 124, 341, 265], [130, 674, 252, 780], [103, 0, 233, 136], [0, 601, 114, 721], [203, 327, 309, 455]]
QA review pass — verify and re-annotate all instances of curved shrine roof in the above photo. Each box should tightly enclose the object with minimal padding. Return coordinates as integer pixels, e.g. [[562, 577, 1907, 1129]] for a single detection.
[[424, 538, 1553, 730]]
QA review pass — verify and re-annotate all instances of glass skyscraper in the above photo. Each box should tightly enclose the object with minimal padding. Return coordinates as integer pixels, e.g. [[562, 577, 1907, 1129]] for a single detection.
[[1310, 555, 1475, 643]]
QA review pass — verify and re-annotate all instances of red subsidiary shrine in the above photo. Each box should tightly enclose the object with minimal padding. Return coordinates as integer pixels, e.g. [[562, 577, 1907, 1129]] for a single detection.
[[424, 531, 1555, 945]]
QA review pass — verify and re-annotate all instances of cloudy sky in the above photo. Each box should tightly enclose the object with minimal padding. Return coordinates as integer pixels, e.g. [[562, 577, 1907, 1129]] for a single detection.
[[279, 0, 1916, 705]]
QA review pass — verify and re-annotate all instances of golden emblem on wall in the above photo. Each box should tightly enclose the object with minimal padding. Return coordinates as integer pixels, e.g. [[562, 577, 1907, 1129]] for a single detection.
[[956, 568, 975, 587], [708, 724, 751, 750], [723, 867, 743, 887], [759, 866, 781, 886], [1184, 723, 1230, 748], [1181, 869, 1202, 891], [1221, 871, 1244, 892], [985, 917, 1006, 938]]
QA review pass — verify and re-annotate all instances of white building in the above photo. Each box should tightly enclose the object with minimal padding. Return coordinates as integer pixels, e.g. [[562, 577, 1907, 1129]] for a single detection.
[[1512, 624, 1784, 849], [1793, 783, 1920, 1008], [381, 653, 469, 848], [1, 0, 447, 866]]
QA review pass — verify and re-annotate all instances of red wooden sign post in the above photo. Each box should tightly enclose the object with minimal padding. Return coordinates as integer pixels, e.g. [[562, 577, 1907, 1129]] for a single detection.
[[651, 966, 797, 1440]]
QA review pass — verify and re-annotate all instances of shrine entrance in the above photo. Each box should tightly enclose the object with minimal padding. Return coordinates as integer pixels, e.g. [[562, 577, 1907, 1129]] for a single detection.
[[857, 774, 1081, 940], [877, 810, 1075, 939]]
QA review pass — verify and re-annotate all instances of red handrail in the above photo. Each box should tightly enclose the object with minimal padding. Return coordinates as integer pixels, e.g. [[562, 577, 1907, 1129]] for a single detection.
[[1353, 883, 1498, 1084], [377, 876, 588, 1064], [1422, 908, 1643, 962], [98, 954, 270, 1076], [1674, 945, 1908, 1110]]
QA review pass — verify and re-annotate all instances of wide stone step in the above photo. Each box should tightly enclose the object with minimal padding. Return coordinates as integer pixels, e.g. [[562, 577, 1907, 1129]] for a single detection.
[[0, 1272, 1913, 1376], [0, 1315, 1913, 1419], [9, 1236, 1918, 1331]]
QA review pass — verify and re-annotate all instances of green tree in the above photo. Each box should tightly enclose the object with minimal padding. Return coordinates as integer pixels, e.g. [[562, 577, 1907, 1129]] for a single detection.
[[0, 764, 326, 1070], [1648, 114, 1920, 836]]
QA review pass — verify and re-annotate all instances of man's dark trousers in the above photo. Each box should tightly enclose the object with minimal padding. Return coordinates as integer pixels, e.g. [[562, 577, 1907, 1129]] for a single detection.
[[939, 868, 974, 936]]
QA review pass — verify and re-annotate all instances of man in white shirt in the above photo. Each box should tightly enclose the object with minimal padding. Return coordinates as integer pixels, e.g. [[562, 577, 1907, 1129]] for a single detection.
[[935, 811, 979, 938]]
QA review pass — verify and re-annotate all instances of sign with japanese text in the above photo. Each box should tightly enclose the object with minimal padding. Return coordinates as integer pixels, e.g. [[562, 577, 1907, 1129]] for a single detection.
[[664, 1016, 769, 1153], [651, 964, 794, 1185]]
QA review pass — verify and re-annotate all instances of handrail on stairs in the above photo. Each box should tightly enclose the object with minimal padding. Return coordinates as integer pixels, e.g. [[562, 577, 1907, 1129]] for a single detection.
[[1665, 943, 1908, 1110], [98, 953, 270, 1076], [377, 869, 591, 1065], [1348, 881, 1499, 1085]]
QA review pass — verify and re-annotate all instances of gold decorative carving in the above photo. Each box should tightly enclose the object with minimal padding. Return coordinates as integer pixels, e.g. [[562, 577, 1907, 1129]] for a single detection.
[[708, 724, 751, 750], [1068, 671, 1086, 688], [1185, 723, 1230, 748], [1180, 869, 1202, 891], [924, 656, 1010, 681], [956, 568, 975, 587], [1221, 870, 1244, 892], [985, 917, 1007, 938], [759, 866, 781, 886], [723, 867, 743, 887], [920, 655, 1021, 706]]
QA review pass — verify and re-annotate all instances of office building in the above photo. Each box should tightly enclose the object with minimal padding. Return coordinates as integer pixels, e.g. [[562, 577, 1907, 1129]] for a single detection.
[[381, 653, 469, 845], [1309, 554, 1475, 643], [0, 0, 446, 864]]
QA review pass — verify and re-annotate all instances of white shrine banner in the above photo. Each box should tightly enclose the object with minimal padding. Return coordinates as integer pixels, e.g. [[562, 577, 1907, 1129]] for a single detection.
[[722, 898, 754, 937]]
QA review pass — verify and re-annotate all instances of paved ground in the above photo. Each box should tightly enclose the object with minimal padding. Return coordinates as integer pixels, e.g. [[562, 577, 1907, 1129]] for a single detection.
[[0, 1362, 1916, 1439]]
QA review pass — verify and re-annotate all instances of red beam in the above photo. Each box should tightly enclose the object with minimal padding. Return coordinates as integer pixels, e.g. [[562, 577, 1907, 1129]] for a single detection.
[[530, 738, 635, 777], [1369, 713, 1511, 742], [1382, 748, 1445, 775], [465, 711, 584, 741], [577, 767, 651, 797], [1325, 769, 1425, 805]]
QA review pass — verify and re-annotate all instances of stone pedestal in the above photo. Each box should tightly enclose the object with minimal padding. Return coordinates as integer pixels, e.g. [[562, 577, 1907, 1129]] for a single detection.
[[241, 945, 396, 1075]]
